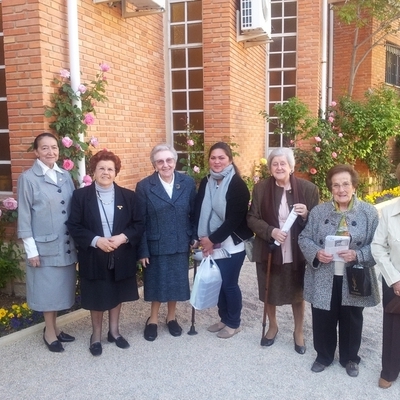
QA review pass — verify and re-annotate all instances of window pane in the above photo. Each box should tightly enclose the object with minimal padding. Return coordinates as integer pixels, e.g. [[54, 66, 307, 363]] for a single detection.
[[188, 69, 203, 88], [0, 37, 4, 65], [283, 86, 296, 100], [269, 134, 281, 147], [269, 37, 282, 52], [189, 112, 203, 130], [171, 49, 186, 68], [170, 2, 185, 23], [0, 101, 9, 129], [188, 47, 202, 67], [188, 23, 202, 44], [269, 87, 281, 101], [269, 71, 282, 85], [271, 2, 282, 18], [172, 70, 186, 89], [173, 112, 188, 130], [284, 2, 297, 17], [271, 19, 282, 34], [0, 69, 6, 97], [284, 37, 296, 51], [284, 18, 297, 33], [0, 164, 12, 192], [0, 133, 10, 159], [172, 91, 187, 110], [189, 91, 203, 109], [283, 53, 296, 68], [269, 53, 282, 68], [284, 70, 296, 85], [171, 25, 185, 45], [188, 0, 202, 21], [0, 4, 3, 32], [174, 133, 188, 151]]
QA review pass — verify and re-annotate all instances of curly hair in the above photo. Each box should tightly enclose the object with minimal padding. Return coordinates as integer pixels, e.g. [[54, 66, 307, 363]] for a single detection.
[[325, 164, 359, 190], [89, 150, 122, 176]]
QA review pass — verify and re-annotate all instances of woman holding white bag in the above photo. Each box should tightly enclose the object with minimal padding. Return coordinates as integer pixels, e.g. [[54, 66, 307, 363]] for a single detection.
[[194, 142, 253, 339]]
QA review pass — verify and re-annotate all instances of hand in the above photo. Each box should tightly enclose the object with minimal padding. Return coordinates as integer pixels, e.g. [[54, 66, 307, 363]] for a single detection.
[[28, 256, 40, 268], [316, 249, 334, 264], [271, 228, 288, 244], [108, 234, 128, 249], [97, 237, 115, 253], [199, 237, 214, 256], [140, 258, 149, 268], [293, 203, 308, 220], [337, 249, 357, 263], [190, 240, 199, 249], [392, 280, 400, 296]]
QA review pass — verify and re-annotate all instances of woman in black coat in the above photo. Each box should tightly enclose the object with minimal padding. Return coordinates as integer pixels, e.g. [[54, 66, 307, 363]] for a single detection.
[[67, 150, 144, 356]]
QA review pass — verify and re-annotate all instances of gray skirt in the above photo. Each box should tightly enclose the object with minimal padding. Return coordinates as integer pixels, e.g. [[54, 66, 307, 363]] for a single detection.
[[26, 263, 76, 312]]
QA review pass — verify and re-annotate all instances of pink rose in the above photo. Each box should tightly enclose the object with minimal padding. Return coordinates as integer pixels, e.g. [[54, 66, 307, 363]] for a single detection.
[[102, 76, 107, 81], [83, 114, 95, 125], [310, 168, 317, 175], [99, 63, 110, 72], [0, 209, 2, 217], [253, 176, 260, 184], [2, 197, 18, 210], [315, 147, 321, 153], [78, 84, 87, 94], [314, 136, 321, 142], [187, 139, 194, 146], [290, 140, 294, 145], [328, 116, 334, 123], [60, 69, 70, 79], [330, 101, 337, 107], [62, 137, 73, 148], [83, 175, 93, 185], [332, 152, 337, 158], [193, 166, 200, 173], [63, 159, 74, 171], [338, 132, 343, 138], [75, 144, 82, 151], [90, 137, 99, 147]]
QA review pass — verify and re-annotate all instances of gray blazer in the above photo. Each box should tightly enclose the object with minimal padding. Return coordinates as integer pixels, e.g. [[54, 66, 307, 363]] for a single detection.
[[298, 197, 380, 310], [17, 160, 77, 267], [136, 171, 196, 258]]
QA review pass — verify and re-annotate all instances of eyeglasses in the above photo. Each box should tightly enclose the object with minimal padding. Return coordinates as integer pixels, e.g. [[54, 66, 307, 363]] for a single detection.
[[332, 182, 352, 190], [154, 158, 175, 167], [97, 167, 115, 173]]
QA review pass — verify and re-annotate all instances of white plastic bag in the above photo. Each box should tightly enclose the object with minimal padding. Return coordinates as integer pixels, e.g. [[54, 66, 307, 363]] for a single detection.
[[190, 255, 222, 310]]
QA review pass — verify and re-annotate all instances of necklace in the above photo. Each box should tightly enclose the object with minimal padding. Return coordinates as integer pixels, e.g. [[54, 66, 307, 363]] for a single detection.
[[96, 190, 114, 205]]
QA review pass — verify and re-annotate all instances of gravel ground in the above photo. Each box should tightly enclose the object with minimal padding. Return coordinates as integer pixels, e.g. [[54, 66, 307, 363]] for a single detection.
[[0, 259, 398, 400]]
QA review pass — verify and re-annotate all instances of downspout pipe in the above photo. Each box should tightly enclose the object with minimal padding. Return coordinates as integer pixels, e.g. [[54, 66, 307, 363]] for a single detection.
[[67, 0, 85, 185], [320, 0, 328, 116]]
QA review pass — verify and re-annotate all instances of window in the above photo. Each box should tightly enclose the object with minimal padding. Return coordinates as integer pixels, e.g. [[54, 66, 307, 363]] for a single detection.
[[0, 0, 11, 193], [267, 0, 297, 149], [168, 0, 203, 170], [386, 43, 400, 87]]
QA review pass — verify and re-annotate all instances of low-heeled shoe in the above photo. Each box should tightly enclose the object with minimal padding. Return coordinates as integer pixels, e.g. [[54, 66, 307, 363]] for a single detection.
[[166, 319, 182, 337], [89, 336, 102, 356], [294, 334, 306, 355], [378, 378, 392, 389], [345, 361, 359, 377], [43, 336, 64, 353], [311, 361, 326, 373], [144, 318, 158, 341], [107, 332, 130, 349], [57, 331, 75, 343], [260, 329, 278, 347]]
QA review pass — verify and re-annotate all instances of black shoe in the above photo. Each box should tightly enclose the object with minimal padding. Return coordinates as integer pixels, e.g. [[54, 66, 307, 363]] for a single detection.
[[260, 329, 278, 347], [89, 336, 102, 356], [311, 361, 326, 373], [43, 335, 64, 353], [166, 319, 182, 337], [144, 317, 158, 341], [107, 332, 130, 349], [345, 361, 359, 377], [57, 331, 75, 342], [294, 334, 306, 355]]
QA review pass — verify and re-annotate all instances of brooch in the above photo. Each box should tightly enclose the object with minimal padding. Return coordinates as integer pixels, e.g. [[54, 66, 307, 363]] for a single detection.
[[117, 205, 123, 210]]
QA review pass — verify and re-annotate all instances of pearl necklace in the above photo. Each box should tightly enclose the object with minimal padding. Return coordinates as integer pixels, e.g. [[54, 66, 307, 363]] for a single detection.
[[96, 190, 114, 205]]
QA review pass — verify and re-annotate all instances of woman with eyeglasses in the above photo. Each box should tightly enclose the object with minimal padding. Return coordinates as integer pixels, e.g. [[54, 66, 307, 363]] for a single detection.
[[136, 143, 196, 341], [67, 150, 144, 356], [298, 164, 380, 377]]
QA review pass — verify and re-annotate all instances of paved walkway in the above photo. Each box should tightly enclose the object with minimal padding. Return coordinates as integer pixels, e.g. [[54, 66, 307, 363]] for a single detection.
[[0, 260, 397, 399]]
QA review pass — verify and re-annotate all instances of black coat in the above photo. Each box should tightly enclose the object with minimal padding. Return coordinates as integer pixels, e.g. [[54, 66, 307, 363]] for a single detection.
[[66, 183, 144, 281]]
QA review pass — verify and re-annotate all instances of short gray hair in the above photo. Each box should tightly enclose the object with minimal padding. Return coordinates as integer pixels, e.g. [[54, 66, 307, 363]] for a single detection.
[[150, 143, 178, 165], [268, 147, 295, 171]]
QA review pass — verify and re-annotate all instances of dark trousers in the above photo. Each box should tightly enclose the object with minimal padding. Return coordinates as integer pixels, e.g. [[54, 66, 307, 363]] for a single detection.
[[381, 280, 400, 382], [312, 275, 364, 367], [217, 251, 245, 329]]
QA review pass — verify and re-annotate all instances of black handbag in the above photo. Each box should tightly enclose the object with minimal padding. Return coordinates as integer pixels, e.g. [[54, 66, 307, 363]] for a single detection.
[[346, 265, 371, 297]]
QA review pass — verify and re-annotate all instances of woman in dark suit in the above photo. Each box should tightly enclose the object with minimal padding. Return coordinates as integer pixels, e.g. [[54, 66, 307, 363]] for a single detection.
[[67, 150, 144, 356], [136, 143, 196, 342], [195, 142, 253, 339]]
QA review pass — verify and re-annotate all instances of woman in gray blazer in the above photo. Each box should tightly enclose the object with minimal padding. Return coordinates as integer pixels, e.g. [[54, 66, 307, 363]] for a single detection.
[[17, 133, 77, 353], [136, 144, 196, 342]]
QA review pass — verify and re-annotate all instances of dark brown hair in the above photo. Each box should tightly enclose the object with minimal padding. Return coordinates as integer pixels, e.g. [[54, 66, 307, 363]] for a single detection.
[[208, 142, 240, 174], [89, 150, 122, 176], [326, 164, 359, 191], [33, 132, 58, 150]]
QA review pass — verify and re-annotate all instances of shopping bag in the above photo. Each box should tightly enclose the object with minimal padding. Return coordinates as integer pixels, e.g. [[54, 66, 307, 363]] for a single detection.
[[190, 255, 222, 310], [346, 265, 371, 297]]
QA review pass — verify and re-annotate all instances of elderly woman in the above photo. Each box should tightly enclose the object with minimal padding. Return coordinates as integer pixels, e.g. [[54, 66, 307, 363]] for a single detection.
[[371, 163, 400, 389], [247, 147, 319, 352], [298, 164, 380, 377], [195, 142, 253, 339], [136, 143, 196, 341], [17, 132, 77, 353], [67, 150, 144, 356]]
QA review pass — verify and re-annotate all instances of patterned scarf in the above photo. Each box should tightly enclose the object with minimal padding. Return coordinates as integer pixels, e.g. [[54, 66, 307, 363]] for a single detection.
[[333, 195, 354, 236]]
